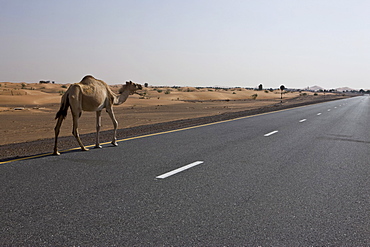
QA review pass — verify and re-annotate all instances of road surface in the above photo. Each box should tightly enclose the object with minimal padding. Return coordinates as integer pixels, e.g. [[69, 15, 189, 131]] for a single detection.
[[1, 96, 369, 246]]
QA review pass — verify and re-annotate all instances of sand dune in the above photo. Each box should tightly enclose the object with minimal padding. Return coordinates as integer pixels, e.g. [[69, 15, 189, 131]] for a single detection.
[[0, 82, 301, 106]]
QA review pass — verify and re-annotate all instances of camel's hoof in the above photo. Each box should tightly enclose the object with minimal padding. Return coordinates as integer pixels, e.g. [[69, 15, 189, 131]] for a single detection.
[[81, 147, 89, 151], [94, 145, 102, 149], [53, 151, 60, 156], [111, 142, 118, 147]]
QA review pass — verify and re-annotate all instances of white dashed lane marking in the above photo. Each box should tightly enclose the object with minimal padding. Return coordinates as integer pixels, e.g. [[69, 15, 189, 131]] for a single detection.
[[156, 161, 204, 179], [264, 130, 279, 137]]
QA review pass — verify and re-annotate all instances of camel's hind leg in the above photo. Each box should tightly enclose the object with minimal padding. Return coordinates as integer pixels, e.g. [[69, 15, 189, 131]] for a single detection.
[[53, 116, 64, 155], [71, 112, 89, 151], [95, 110, 102, 148], [106, 107, 118, 146]]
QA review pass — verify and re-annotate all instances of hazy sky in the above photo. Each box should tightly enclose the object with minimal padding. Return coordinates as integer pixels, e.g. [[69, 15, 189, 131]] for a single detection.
[[1, 0, 370, 89]]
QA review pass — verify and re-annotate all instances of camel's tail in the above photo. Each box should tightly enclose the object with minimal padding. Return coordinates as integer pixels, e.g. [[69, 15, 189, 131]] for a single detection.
[[55, 93, 70, 120]]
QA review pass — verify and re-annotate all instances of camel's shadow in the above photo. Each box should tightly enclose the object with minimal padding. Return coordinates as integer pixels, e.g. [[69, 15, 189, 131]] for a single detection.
[[0, 143, 118, 165]]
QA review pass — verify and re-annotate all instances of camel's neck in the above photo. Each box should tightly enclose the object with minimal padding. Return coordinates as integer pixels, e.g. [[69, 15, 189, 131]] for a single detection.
[[114, 90, 131, 105]]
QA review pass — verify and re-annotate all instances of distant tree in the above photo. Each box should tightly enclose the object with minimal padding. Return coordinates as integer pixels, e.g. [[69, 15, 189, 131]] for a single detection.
[[144, 83, 149, 88], [258, 84, 263, 90]]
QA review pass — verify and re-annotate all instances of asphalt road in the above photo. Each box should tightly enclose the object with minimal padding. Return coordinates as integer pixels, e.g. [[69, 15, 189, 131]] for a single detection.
[[1, 96, 369, 246]]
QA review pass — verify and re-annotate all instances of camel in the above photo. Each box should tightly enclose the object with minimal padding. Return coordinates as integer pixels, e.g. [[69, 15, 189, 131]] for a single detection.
[[53, 75, 142, 155]]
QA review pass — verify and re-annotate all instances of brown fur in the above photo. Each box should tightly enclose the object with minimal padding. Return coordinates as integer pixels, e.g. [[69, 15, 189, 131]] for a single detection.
[[53, 75, 142, 155]]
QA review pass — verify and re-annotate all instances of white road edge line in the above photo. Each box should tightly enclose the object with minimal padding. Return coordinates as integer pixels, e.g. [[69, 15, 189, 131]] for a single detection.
[[299, 119, 307, 123], [156, 161, 204, 179], [264, 130, 279, 137]]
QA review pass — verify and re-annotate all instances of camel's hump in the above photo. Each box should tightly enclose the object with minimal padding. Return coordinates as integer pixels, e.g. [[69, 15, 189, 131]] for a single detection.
[[80, 75, 97, 84], [78, 75, 116, 98], [79, 75, 109, 86], [82, 75, 94, 80]]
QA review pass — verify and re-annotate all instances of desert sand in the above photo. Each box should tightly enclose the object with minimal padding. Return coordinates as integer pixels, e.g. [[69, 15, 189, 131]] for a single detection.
[[0, 81, 340, 146]]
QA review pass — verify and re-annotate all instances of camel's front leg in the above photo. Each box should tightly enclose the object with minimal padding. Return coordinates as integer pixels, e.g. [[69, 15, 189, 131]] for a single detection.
[[72, 112, 88, 151], [95, 110, 102, 148], [53, 116, 64, 155], [106, 107, 118, 146]]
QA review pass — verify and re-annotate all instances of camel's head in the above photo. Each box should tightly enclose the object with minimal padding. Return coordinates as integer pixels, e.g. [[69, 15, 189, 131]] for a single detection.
[[119, 81, 143, 95]]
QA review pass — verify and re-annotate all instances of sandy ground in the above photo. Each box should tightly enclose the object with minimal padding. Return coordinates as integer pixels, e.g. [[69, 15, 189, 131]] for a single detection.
[[0, 81, 340, 146]]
